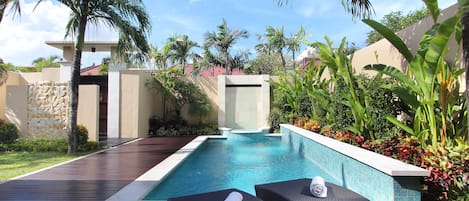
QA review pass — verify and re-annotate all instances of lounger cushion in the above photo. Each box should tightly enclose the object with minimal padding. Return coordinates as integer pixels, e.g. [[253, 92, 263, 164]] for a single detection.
[[255, 178, 369, 201], [167, 188, 262, 201]]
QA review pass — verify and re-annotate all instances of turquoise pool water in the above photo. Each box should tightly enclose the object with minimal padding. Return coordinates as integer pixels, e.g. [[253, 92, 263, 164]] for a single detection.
[[143, 133, 337, 200]]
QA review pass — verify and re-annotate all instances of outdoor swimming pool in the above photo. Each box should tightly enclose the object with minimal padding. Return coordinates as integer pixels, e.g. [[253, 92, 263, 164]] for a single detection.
[[143, 132, 337, 200]]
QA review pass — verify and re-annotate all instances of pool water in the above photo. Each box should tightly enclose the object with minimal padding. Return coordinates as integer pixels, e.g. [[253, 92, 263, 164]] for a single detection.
[[143, 133, 337, 200]]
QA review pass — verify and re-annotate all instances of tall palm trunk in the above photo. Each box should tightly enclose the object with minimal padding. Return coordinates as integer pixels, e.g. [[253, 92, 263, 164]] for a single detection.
[[68, 2, 88, 155], [463, 10, 469, 142], [279, 51, 286, 72], [225, 54, 231, 75], [292, 51, 296, 69], [181, 60, 185, 74]]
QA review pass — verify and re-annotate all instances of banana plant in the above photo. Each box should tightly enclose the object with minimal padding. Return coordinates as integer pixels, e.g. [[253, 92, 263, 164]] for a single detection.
[[312, 37, 372, 138], [363, 8, 465, 146], [271, 70, 303, 120], [302, 60, 332, 121]]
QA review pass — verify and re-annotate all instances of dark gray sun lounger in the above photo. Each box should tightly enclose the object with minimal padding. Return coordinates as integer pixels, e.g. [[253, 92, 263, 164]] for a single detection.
[[167, 188, 263, 201], [255, 178, 369, 201]]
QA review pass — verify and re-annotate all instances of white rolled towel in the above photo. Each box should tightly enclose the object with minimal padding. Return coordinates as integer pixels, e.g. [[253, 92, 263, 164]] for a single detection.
[[310, 176, 328, 198], [224, 191, 243, 201]]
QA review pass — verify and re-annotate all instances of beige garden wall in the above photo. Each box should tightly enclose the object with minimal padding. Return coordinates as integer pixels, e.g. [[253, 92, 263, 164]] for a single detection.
[[2, 69, 99, 141], [181, 76, 218, 125], [0, 73, 28, 119], [120, 70, 159, 138], [119, 71, 219, 138], [5, 85, 28, 135], [77, 85, 100, 142], [352, 4, 460, 79]]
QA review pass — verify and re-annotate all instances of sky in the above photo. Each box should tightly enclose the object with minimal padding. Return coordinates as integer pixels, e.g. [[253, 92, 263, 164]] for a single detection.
[[0, 0, 457, 68]]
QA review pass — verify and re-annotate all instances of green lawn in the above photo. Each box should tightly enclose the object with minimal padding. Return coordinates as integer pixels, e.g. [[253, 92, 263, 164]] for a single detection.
[[0, 151, 85, 182]]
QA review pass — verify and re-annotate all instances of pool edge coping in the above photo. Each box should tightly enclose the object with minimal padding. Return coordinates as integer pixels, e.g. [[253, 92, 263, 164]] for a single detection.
[[281, 124, 430, 177], [106, 135, 226, 201]]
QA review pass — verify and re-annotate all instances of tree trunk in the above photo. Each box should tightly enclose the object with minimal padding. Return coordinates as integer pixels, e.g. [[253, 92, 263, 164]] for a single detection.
[[463, 10, 469, 142], [280, 51, 286, 72], [68, 2, 88, 155], [225, 54, 231, 75], [181, 60, 185, 75], [292, 51, 296, 69], [69, 48, 81, 155]]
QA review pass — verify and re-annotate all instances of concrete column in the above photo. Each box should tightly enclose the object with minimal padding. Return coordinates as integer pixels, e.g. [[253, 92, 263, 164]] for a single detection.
[[107, 62, 124, 138], [59, 61, 73, 82], [217, 75, 226, 128]]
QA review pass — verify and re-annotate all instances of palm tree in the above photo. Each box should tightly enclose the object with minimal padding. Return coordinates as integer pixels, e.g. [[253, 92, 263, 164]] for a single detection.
[[264, 26, 288, 72], [38, 0, 151, 154], [32, 55, 60, 70], [276, 0, 374, 19], [151, 44, 171, 69], [0, 0, 21, 23], [167, 34, 198, 74], [204, 18, 249, 75], [287, 26, 306, 69]]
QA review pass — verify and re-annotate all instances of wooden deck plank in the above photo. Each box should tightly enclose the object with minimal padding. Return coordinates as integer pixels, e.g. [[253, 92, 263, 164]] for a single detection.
[[0, 137, 195, 201]]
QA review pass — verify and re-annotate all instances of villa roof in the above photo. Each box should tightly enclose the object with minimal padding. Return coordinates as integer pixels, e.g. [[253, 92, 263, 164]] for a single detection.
[[80, 64, 103, 76]]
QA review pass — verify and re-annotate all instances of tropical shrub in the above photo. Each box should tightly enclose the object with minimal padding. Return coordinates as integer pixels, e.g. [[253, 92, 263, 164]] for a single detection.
[[361, 76, 403, 139], [0, 137, 101, 153], [363, 5, 467, 146], [154, 124, 219, 137], [78, 141, 100, 152], [0, 137, 68, 152], [363, 136, 469, 201], [330, 78, 354, 130], [271, 37, 402, 140], [269, 107, 285, 132], [77, 125, 89, 147], [420, 141, 469, 201], [0, 119, 18, 144], [146, 68, 212, 124]]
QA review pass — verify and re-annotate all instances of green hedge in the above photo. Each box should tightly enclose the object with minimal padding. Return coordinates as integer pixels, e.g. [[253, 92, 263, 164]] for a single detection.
[[0, 119, 19, 144], [0, 137, 100, 153], [154, 125, 220, 137]]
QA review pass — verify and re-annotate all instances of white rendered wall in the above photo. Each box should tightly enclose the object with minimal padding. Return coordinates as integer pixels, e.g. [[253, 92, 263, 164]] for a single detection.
[[218, 75, 270, 130], [59, 61, 72, 82], [107, 66, 122, 138]]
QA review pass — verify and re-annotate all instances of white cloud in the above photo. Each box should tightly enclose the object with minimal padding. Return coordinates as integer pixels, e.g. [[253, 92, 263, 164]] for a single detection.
[[0, 1, 69, 66], [296, 1, 334, 18], [189, 0, 201, 4], [0, 0, 118, 67]]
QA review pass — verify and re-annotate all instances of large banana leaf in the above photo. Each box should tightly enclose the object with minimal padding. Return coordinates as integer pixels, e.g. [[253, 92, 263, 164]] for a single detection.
[[364, 64, 419, 93], [362, 19, 414, 63], [422, 0, 440, 23], [425, 16, 459, 67]]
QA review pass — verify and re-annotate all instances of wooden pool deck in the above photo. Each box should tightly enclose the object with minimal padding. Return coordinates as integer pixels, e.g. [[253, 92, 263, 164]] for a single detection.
[[0, 137, 195, 201]]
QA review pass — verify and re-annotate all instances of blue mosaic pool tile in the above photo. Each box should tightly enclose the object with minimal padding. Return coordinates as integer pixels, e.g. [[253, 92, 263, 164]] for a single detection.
[[393, 177, 422, 201], [281, 126, 424, 201]]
